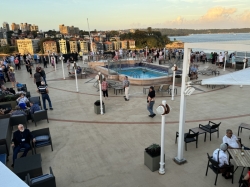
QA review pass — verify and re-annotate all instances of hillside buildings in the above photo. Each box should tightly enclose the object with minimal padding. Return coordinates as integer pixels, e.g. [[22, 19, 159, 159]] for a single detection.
[[16, 38, 40, 55], [43, 41, 57, 54]]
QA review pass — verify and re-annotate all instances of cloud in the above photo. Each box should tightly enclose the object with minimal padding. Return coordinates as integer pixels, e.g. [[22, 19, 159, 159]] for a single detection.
[[200, 7, 237, 21], [239, 10, 250, 22], [156, 6, 250, 29]]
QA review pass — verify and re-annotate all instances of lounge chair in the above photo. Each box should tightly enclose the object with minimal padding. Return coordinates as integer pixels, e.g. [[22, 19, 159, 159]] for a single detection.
[[159, 84, 170, 95]]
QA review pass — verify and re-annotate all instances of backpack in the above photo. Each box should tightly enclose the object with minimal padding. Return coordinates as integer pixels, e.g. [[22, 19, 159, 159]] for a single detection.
[[14, 59, 19, 64]]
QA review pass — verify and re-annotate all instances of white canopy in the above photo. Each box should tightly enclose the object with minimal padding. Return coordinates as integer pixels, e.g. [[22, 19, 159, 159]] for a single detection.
[[202, 68, 250, 85], [0, 162, 29, 187]]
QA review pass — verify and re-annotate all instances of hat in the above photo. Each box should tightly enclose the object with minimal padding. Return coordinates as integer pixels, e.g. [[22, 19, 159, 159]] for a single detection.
[[220, 143, 228, 151]]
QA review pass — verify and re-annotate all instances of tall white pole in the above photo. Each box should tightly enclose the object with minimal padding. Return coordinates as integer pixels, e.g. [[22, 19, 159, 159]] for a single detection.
[[54, 55, 57, 72], [164, 48, 166, 60], [146, 46, 147, 59], [61, 55, 65, 79], [82, 50, 85, 66], [174, 48, 190, 164], [223, 52, 226, 71], [48, 51, 50, 65], [74, 62, 79, 92], [240, 51, 247, 88], [98, 72, 104, 115], [171, 70, 176, 100], [87, 18, 93, 53], [159, 100, 166, 175]]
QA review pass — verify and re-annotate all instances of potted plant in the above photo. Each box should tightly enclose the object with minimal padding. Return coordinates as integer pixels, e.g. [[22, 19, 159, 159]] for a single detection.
[[144, 144, 163, 172], [94, 100, 105, 114]]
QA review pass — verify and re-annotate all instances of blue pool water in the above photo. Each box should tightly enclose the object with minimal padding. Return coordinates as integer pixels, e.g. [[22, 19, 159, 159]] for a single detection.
[[118, 67, 168, 78]]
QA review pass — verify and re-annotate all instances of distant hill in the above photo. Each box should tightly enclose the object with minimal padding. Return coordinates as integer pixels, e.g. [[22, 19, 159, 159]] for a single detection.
[[138, 28, 250, 36]]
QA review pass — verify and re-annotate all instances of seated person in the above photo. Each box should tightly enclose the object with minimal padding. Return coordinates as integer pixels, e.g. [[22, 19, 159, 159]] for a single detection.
[[10, 106, 26, 116], [0, 108, 12, 115], [11, 124, 36, 167], [29, 101, 41, 114], [69, 66, 82, 75], [212, 143, 233, 179], [223, 129, 249, 150], [16, 93, 29, 109], [242, 168, 250, 186], [190, 65, 198, 79]]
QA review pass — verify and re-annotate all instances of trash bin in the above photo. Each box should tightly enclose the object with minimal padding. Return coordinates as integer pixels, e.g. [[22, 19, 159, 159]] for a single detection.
[[175, 75, 182, 84], [94, 100, 105, 114]]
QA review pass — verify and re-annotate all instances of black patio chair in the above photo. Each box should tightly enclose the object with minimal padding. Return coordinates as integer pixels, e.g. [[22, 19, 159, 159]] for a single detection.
[[175, 131, 199, 151], [10, 114, 27, 130], [205, 153, 234, 186], [25, 167, 56, 187], [199, 121, 221, 141], [32, 128, 53, 154], [32, 110, 49, 126]]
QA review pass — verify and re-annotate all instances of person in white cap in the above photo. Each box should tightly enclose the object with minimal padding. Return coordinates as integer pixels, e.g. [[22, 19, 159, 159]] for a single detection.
[[212, 143, 233, 179]]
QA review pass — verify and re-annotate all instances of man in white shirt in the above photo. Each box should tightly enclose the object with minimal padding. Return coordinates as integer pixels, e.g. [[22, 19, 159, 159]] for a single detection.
[[218, 52, 224, 68], [223, 129, 249, 150], [223, 129, 241, 149], [212, 143, 233, 179]]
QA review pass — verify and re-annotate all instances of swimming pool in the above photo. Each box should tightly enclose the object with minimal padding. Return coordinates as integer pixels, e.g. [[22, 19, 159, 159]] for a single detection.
[[117, 67, 168, 78]]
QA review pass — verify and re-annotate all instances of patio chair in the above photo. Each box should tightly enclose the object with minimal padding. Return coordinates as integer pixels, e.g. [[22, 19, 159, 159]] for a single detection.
[[32, 128, 53, 154], [199, 121, 221, 141], [29, 96, 42, 109], [25, 167, 56, 187], [159, 84, 170, 95], [175, 131, 199, 151], [205, 153, 234, 185], [153, 85, 161, 93], [32, 110, 49, 126], [10, 114, 27, 130]]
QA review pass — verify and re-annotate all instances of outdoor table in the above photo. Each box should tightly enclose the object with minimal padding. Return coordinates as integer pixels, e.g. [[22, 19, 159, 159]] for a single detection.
[[0, 118, 11, 159], [190, 127, 207, 142], [113, 87, 124, 95], [14, 154, 43, 180], [238, 123, 250, 136], [228, 149, 250, 179]]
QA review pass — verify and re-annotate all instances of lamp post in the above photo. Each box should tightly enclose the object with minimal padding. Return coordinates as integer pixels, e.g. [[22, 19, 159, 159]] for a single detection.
[[156, 100, 171, 175], [223, 51, 227, 71], [171, 64, 177, 100], [52, 53, 56, 72], [73, 62, 79, 92], [82, 49, 85, 66], [60, 53, 65, 79], [145, 46, 148, 59], [95, 72, 104, 115], [48, 51, 50, 65]]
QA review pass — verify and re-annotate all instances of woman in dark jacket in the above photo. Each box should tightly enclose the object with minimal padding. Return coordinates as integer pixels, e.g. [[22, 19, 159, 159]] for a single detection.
[[147, 86, 156, 118]]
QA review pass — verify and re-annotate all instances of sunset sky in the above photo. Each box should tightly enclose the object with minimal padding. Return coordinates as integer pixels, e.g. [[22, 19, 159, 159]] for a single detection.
[[1, 0, 250, 31]]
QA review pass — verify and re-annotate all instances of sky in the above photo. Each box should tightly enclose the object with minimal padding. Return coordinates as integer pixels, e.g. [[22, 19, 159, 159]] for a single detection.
[[1, 0, 250, 31]]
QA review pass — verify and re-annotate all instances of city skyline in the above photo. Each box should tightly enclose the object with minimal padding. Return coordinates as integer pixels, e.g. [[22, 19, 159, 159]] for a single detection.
[[0, 0, 250, 31]]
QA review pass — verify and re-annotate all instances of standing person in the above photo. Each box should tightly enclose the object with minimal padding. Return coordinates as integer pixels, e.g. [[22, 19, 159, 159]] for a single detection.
[[66, 58, 70, 71], [51, 57, 55, 70], [101, 78, 108, 99], [39, 67, 47, 85], [37, 81, 53, 110], [123, 76, 130, 101], [34, 67, 42, 88], [43, 55, 48, 68], [27, 60, 33, 78], [14, 57, 20, 70], [11, 124, 35, 167], [147, 86, 156, 117], [8, 67, 16, 88], [231, 53, 236, 69]]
